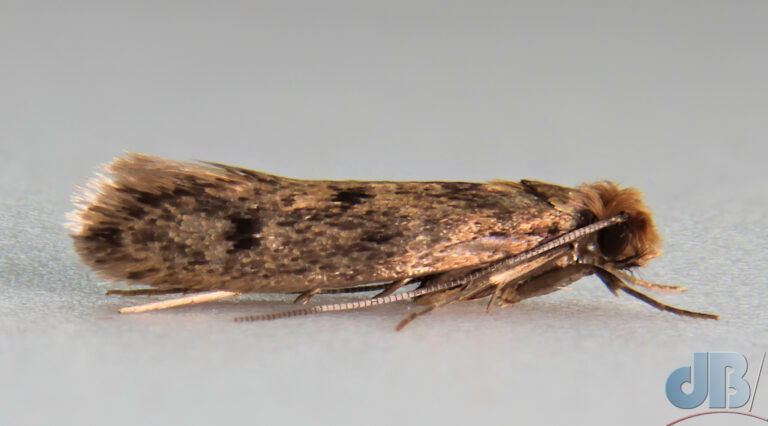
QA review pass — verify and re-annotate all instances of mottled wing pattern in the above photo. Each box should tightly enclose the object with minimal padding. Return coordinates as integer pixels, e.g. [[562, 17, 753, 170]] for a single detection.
[[69, 153, 584, 293]]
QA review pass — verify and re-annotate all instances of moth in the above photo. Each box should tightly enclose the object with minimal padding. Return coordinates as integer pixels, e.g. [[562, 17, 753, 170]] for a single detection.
[[68, 153, 717, 329]]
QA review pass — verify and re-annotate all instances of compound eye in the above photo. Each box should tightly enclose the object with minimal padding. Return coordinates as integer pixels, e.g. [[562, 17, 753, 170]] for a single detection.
[[597, 221, 630, 259]]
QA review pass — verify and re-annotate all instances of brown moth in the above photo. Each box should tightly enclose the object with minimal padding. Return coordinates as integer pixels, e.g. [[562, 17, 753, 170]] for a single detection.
[[68, 153, 717, 329]]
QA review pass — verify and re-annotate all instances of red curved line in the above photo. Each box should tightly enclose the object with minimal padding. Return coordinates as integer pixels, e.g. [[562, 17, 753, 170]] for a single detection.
[[667, 410, 768, 425]]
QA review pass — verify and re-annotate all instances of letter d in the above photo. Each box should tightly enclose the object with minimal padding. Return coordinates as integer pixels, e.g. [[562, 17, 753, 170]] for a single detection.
[[666, 352, 708, 409]]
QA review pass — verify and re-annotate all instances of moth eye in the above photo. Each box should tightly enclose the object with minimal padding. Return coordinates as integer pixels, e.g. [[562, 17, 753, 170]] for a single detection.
[[597, 221, 630, 259]]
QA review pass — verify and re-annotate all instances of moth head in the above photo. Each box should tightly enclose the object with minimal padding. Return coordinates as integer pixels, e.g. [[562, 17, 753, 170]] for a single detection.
[[576, 181, 661, 267]]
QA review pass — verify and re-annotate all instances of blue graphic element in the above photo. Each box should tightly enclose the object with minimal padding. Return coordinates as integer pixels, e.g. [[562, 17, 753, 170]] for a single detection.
[[709, 352, 750, 408], [666, 352, 708, 409], [666, 352, 751, 409]]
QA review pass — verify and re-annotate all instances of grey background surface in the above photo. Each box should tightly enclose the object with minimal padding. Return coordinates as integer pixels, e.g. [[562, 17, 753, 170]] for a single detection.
[[1, 1, 767, 425]]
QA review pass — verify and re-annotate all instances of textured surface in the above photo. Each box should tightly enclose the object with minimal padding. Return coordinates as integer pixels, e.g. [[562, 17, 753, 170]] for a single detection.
[[70, 154, 582, 293], [2, 2, 768, 425]]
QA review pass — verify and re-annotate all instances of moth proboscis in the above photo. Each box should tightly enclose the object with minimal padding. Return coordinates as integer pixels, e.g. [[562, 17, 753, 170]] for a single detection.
[[68, 153, 718, 329]]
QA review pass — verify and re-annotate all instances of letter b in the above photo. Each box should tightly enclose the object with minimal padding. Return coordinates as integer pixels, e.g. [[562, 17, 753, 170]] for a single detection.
[[709, 352, 750, 408]]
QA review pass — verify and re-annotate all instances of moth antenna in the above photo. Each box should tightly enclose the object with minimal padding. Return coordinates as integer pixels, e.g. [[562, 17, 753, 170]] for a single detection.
[[234, 215, 630, 323], [235, 278, 461, 322], [293, 282, 412, 304]]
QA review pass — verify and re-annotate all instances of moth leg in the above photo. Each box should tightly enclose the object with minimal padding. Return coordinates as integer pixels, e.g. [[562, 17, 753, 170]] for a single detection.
[[610, 269, 685, 293], [486, 285, 503, 313], [498, 264, 594, 307], [118, 290, 242, 313], [473, 248, 577, 310], [401, 260, 544, 327], [372, 278, 412, 298], [396, 305, 441, 331], [453, 282, 501, 312], [397, 288, 465, 331], [390, 272, 477, 330], [593, 268, 718, 319], [293, 288, 322, 305], [415, 247, 575, 314], [106, 288, 192, 296]]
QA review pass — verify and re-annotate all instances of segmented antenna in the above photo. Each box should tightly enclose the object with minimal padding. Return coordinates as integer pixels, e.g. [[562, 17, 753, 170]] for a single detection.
[[234, 214, 629, 323], [234, 282, 458, 322]]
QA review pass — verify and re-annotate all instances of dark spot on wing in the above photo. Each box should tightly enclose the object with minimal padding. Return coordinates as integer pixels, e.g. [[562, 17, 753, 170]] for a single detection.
[[126, 271, 144, 280], [127, 270, 148, 280], [172, 188, 195, 197], [126, 268, 159, 280], [134, 191, 165, 207], [131, 227, 158, 244], [88, 226, 122, 247], [426, 182, 507, 210], [276, 218, 298, 227], [226, 215, 262, 253], [125, 187, 194, 209], [331, 220, 360, 231], [280, 193, 296, 207], [436, 182, 481, 192], [332, 188, 374, 206], [187, 258, 207, 267], [349, 242, 376, 252], [187, 250, 207, 265], [120, 205, 147, 219], [362, 232, 397, 244]]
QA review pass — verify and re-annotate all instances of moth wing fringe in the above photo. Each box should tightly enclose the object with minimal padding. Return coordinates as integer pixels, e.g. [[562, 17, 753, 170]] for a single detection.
[[118, 291, 241, 313]]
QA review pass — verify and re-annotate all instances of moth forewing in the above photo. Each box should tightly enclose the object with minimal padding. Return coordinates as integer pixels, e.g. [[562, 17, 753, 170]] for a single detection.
[[68, 153, 718, 328], [70, 153, 583, 294]]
